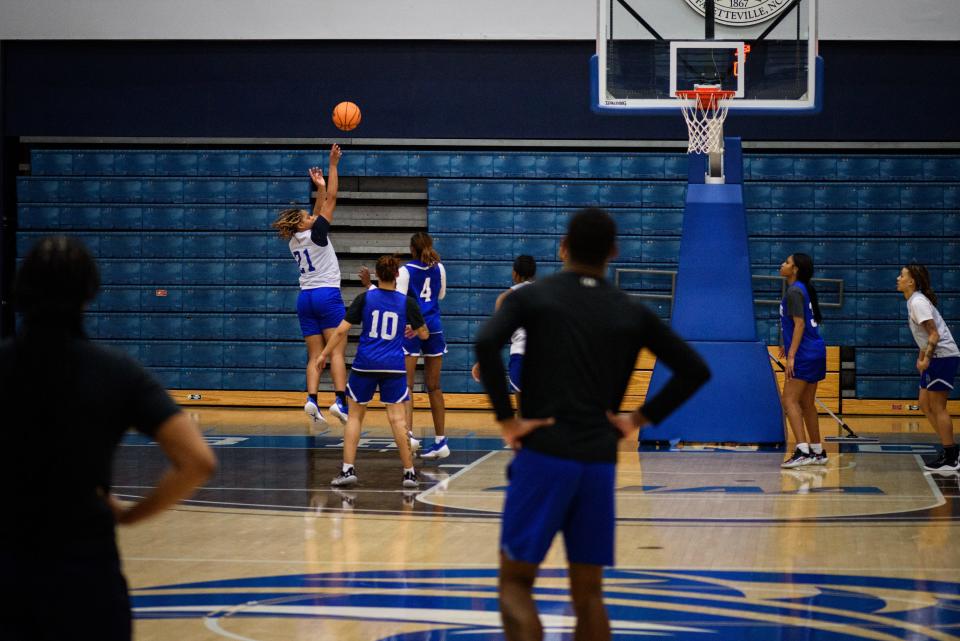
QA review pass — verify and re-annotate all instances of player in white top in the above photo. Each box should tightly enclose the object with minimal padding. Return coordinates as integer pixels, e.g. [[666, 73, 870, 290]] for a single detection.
[[271, 145, 350, 426], [897, 263, 959, 471], [471, 255, 536, 397]]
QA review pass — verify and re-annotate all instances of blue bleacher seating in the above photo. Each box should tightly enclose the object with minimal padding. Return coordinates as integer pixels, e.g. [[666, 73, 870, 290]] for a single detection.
[[794, 156, 837, 181], [663, 155, 688, 179], [18, 205, 60, 229], [857, 211, 900, 237], [224, 260, 266, 285], [749, 156, 795, 180], [441, 372, 484, 393], [229, 180, 269, 204], [472, 209, 514, 234], [450, 154, 494, 178], [180, 369, 221, 389], [100, 261, 141, 285], [238, 152, 283, 177], [743, 183, 772, 208], [855, 295, 902, 319], [146, 260, 184, 285], [182, 343, 224, 367], [61, 179, 102, 204], [140, 315, 183, 340], [224, 343, 267, 368], [224, 288, 266, 313], [182, 315, 225, 339], [264, 314, 300, 338], [183, 233, 225, 258], [198, 152, 240, 176], [366, 152, 409, 177], [642, 239, 680, 263], [858, 184, 900, 209], [557, 182, 600, 207], [535, 154, 578, 178], [96, 287, 142, 312], [814, 211, 857, 236], [153, 368, 183, 389], [409, 152, 452, 177], [856, 240, 901, 265], [102, 206, 143, 229], [443, 345, 472, 371], [924, 157, 960, 181], [222, 369, 266, 390], [642, 184, 686, 208], [769, 212, 814, 235], [114, 152, 156, 176], [855, 322, 901, 347], [265, 343, 304, 369], [264, 370, 305, 391], [336, 152, 366, 176], [440, 290, 470, 315], [598, 183, 643, 207], [746, 212, 770, 235], [99, 234, 141, 258], [513, 181, 557, 206], [617, 239, 646, 263], [142, 234, 184, 259], [577, 155, 621, 179], [470, 236, 515, 260], [818, 321, 856, 345], [814, 185, 858, 209], [265, 288, 296, 312], [428, 207, 472, 232], [142, 206, 185, 230], [472, 182, 515, 206], [183, 288, 225, 312], [140, 342, 182, 367], [901, 212, 943, 236], [442, 318, 473, 343], [900, 241, 942, 266], [837, 157, 880, 180], [642, 210, 683, 235], [140, 288, 183, 312], [267, 180, 307, 204], [515, 209, 558, 234], [813, 240, 858, 266], [429, 180, 471, 206], [142, 179, 185, 204], [900, 185, 943, 209], [98, 313, 142, 339], [943, 242, 960, 265], [156, 152, 199, 176], [516, 237, 558, 261], [73, 152, 115, 176], [856, 349, 903, 375], [433, 235, 472, 261], [879, 157, 924, 180], [621, 155, 666, 179], [224, 315, 266, 340], [99, 178, 142, 203], [31, 151, 73, 176], [470, 263, 511, 287], [441, 261, 471, 285], [470, 289, 501, 315], [771, 184, 815, 209], [493, 154, 537, 178]]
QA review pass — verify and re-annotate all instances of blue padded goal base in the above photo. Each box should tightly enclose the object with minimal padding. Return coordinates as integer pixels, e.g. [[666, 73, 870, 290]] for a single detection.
[[642, 340, 785, 444]]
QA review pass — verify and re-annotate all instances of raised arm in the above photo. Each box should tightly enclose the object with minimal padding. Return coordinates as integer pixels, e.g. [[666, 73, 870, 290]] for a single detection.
[[319, 144, 342, 222]]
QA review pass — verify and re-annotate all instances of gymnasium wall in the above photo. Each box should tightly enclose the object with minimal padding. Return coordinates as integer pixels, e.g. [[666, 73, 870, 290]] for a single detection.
[[2, 40, 960, 142], [0, 0, 957, 40]]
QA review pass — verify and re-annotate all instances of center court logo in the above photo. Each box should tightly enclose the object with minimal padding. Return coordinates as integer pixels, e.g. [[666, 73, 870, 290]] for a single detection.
[[683, 0, 794, 27], [132, 568, 960, 640]]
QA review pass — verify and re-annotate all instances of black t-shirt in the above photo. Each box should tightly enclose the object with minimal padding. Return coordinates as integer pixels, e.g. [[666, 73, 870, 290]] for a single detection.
[[0, 334, 181, 549], [475, 270, 710, 463]]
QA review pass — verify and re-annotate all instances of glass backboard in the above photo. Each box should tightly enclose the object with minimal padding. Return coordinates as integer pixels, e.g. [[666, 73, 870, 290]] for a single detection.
[[593, 0, 821, 114]]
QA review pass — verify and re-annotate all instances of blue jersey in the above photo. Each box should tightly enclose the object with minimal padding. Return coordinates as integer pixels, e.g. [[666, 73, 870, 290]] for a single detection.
[[780, 282, 826, 362], [346, 288, 425, 374], [398, 260, 445, 333]]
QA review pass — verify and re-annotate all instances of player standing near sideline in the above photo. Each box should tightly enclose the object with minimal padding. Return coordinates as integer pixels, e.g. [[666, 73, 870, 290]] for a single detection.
[[319, 255, 430, 488], [778, 253, 828, 469], [271, 145, 350, 427], [475, 208, 710, 641], [897, 263, 960, 471], [1, 236, 216, 641], [471, 255, 537, 397], [398, 231, 449, 459]]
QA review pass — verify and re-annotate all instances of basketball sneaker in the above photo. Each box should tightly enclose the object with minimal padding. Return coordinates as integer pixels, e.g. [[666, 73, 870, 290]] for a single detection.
[[781, 447, 811, 469], [329, 397, 349, 425], [331, 467, 358, 487], [402, 469, 419, 489], [923, 449, 960, 472], [809, 449, 829, 466], [408, 431, 421, 454], [420, 437, 450, 460], [304, 399, 326, 425]]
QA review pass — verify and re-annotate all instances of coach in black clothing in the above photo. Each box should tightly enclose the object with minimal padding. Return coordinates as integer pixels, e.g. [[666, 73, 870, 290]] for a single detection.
[[0, 237, 216, 641], [475, 208, 710, 641]]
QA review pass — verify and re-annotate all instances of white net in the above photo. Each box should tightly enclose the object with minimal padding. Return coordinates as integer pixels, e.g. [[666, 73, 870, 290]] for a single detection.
[[678, 89, 733, 155]]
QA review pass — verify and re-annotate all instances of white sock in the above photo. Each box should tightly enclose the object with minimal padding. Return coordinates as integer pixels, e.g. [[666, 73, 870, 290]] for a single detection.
[[342, 462, 354, 473], [404, 467, 415, 475], [797, 442, 810, 454], [810, 443, 823, 454], [436, 435, 446, 443]]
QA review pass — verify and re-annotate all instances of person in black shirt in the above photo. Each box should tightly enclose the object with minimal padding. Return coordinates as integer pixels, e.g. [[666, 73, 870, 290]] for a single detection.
[[0, 236, 217, 641], [475, 208, 710, 641]]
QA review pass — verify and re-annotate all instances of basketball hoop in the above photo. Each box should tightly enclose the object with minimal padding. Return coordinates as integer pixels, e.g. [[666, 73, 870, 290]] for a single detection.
[[676, 85, 736, 155]]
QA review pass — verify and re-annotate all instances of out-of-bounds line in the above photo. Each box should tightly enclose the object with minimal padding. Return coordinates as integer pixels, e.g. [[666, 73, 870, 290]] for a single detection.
[[417, 450, 501, 505]]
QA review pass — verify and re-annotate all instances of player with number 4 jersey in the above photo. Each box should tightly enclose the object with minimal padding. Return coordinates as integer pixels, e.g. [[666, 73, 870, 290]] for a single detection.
[[398, 232, 450, 459], [319, 256, 429, 488]]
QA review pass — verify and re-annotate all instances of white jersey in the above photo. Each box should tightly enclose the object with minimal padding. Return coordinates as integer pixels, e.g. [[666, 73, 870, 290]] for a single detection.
[[908, 292, 959, 357], [288, 219, 340, 289], [509, 280, 532, 356]]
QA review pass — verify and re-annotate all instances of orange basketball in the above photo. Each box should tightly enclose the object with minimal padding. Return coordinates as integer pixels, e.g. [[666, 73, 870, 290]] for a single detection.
[[332, 101, 362, 131]]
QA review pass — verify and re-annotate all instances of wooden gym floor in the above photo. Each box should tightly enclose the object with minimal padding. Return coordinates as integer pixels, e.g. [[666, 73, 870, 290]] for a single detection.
[[113, 408, 960, 641]]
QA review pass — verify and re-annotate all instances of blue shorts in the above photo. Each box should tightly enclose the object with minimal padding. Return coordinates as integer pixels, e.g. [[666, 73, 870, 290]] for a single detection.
[[403, 332, 448, 358], [508, 353, 523, 393], [920, 356, 959, 393], [501, 448, 616, 567], [296, 287, 345, 337], [347, 372, 410, 405], [793, 355, 826, 384]]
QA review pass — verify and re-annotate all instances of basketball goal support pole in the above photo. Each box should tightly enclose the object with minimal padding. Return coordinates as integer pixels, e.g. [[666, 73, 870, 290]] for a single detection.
[[644, 137, 785, 444]]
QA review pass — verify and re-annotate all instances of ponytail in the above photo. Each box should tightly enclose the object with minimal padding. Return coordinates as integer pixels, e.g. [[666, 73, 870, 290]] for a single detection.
[[791, 253, 822, 325], [905, 263, 938, 307], [410, 231, 440, 266]]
